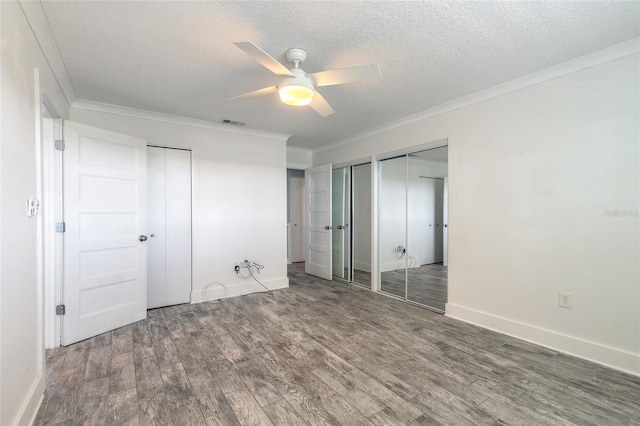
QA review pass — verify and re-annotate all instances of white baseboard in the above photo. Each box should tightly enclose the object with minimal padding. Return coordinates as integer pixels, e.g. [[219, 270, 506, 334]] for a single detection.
[[13, 374, 44, 426], [446, 303, 640, 377], [190, 277, 289, 303]]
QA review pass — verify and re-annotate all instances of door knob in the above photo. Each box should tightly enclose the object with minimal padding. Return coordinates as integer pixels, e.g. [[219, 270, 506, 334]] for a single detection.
[[324, 226, 330, 230], [139, 235, 148, 242], [337, 225, 343, 230]]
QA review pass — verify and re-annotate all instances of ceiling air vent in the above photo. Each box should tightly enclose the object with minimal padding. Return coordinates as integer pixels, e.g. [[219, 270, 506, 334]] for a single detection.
[[220, 119, 246, 127]]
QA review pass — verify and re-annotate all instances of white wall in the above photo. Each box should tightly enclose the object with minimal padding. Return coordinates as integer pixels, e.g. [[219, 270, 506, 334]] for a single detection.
[[1, 1, 70, 424], [70, 106, 290, 302], [314, 52, 640, 374]]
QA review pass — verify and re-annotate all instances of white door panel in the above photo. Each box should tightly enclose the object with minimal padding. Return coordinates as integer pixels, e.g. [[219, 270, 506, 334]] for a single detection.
[[147, 147, 192, 309], [146, 147, 166, 308], [63, 121, 147, 345], [305, 164, 332, 280]]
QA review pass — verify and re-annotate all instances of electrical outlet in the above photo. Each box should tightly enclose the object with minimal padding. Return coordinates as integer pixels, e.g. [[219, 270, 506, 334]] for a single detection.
[[558, 292, 572, 309]]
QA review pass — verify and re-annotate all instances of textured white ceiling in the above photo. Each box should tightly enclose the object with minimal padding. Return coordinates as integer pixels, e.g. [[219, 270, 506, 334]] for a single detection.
[[41, 1, 640, 149]]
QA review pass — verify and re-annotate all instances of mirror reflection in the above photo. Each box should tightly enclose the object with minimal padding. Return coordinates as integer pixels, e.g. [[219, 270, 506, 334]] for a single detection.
[[378, 146, 448, 311], [352, 163, 371, 287], [331, 163, 371, 287]]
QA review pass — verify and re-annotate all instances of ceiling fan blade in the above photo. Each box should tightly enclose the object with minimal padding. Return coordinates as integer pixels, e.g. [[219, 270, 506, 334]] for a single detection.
[[228, 86, 278, 102], [234, 41, 294, 77], [309, 91, 335, 117], [310, 64, 382, 87]]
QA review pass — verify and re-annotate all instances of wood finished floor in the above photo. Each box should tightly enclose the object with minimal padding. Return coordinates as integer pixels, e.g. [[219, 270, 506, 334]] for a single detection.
[[36, 263, 640, 425]]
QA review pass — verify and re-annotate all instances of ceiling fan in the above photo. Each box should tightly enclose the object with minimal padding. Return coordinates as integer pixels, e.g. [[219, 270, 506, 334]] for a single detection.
[[228, 41, 382, 117]]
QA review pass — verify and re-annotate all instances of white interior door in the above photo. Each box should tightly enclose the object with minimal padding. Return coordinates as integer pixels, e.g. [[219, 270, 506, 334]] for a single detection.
[[305, 164, 332, 280], [443, 177, 449, 267], [62, 121, 147, 345], [147, 146, 192, 309]]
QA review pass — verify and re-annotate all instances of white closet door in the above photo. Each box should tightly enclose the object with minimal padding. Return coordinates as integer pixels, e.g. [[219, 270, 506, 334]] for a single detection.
[[147, 147, 192, 309], [147, 148, 167, 308]]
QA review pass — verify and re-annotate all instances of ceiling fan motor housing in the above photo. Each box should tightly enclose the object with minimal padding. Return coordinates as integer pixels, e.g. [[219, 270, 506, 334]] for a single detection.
[[285, 48, 308, 66]]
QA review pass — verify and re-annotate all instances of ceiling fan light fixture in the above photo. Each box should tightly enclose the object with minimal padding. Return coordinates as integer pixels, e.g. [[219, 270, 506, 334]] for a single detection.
[[278, 80, 314, 106]]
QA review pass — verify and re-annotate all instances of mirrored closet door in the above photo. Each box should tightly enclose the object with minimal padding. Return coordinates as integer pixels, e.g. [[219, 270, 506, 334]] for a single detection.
[[331, 163, 372, 288], [332, 167, 349, 280], [378, 147, 449, 312]]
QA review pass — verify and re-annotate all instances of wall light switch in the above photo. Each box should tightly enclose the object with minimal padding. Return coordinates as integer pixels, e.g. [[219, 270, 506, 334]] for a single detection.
[[26, 197, 40, 217]]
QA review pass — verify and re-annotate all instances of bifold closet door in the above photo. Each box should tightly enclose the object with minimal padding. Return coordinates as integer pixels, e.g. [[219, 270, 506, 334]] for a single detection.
[[147, 146, 192, 309]]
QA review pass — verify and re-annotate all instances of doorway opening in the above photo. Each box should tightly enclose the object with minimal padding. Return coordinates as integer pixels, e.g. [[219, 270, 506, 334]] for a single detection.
[[287, 169, 305, 264]]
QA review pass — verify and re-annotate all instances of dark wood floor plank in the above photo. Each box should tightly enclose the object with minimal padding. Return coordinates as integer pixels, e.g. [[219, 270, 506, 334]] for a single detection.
[[112, 324, 135, 355], [134, 351, 164, 399], [106, 388, 139, 426], [410, 392, 495, 425], [262, 399, 310, 426], [160, 362, 194, 404], [313, 367, 383, 417], [188, 371, 241, 426], [236, 361, 283, 407], [343, 368, 423, 424], [320, 393, 372, 425], [167, 396, 207, 426], [74, 377, 110, 426], [110, 351, 136, 393], [138, 393, 173, 426]]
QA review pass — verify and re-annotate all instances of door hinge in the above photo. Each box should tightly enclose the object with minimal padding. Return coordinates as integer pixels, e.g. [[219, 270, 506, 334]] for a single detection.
[[56, 304, 65, 315], [55, 222, 65, 233], [55, 139, 65, 151]]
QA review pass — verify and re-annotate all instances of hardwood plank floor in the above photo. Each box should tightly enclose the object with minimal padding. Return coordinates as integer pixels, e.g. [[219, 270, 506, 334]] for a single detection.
[[35, 263, 639, 425]]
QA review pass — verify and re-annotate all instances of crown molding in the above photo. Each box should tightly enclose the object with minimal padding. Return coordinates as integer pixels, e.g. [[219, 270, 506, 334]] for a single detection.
[[286, 146, 313, 154], [313, 37, 640, 154], [72, 100, 291, 142], [19, 0, 77, 107]]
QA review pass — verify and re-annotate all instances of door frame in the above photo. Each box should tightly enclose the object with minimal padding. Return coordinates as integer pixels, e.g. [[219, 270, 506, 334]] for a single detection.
[[288, 176, 305, 263], [40, 89, 64, 349]]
